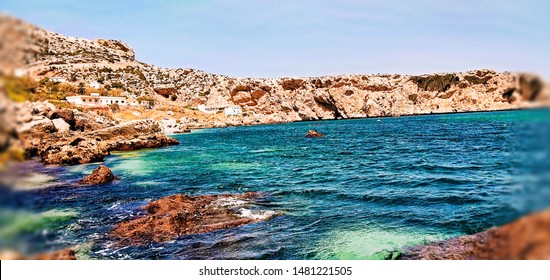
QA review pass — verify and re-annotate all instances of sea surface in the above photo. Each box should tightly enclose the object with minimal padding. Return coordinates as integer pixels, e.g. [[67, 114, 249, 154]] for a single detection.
[[1, 109, 549, 259]]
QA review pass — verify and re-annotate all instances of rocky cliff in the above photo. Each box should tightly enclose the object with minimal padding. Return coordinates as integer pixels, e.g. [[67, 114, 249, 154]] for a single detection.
[[1, 13, 548, 128]]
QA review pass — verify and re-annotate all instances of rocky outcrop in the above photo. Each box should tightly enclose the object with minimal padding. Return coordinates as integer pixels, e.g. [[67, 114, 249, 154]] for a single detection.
[[305, 130, 324, 138], [78, 165, 117, 185], [48, 109, 76, 130], [112, 192, 279, 244], [14, 101, 179, 165], [399, 209, 550, 260], [35, 119, 179, 165]]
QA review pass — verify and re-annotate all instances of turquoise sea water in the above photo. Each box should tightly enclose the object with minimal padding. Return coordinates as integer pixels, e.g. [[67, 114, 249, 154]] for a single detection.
[[1, 109, 549, 259]]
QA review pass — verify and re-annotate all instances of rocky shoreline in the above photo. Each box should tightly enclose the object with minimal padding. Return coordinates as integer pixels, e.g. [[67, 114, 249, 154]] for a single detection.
[[12, 101, 179, 165]]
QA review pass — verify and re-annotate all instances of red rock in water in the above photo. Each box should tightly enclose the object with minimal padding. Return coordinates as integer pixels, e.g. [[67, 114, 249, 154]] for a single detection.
[[112, 192, 279, 244], [305, 130, 324, 138], [78, 165, 117, 185], [399, 208, 550, 260]]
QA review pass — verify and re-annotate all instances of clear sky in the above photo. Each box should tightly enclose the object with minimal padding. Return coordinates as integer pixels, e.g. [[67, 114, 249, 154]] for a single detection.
[[2, 0, 549, 78]]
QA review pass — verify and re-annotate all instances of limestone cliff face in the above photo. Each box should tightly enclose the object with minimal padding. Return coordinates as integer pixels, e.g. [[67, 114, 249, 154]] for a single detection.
[[1, 13, 548, 127]]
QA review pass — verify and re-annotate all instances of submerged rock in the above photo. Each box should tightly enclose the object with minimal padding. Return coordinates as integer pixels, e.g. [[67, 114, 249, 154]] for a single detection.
[[305, 129, 324, 138], [112, 192, 279, 244], [399, 209, 550, 260], [78, 165, 117, 185]]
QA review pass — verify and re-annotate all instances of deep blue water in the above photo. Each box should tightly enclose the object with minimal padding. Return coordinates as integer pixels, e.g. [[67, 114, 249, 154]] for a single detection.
[[1, 109, 549, 259]]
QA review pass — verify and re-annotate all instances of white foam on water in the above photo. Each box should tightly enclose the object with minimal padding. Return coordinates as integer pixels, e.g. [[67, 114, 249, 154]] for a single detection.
[[211, 197, 249, 208], [237, 208, 278, 220], [107, 202, 122, 210]]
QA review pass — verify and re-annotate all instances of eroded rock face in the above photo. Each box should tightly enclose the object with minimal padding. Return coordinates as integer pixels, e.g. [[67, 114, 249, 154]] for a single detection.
[[112, 192, 279, 244], [399, 209, 550, 260], [3, 13, 549, 132], [305, 130, 324, 138], [78, 165, 117, 185]]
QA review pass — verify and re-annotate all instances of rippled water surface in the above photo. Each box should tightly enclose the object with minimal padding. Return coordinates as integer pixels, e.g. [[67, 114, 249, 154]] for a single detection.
[[1, 110, 549, 259]]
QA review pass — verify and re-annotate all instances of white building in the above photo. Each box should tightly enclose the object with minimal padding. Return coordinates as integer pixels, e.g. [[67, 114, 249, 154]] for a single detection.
[[198, 104, 242, 116], [224, 106, 242, 116], [50, 76, 67, 83], [198, 104, 226, 114], [88, 81, 101, 89], [14, 68, 28, 78], [66, 93, 128, 106]]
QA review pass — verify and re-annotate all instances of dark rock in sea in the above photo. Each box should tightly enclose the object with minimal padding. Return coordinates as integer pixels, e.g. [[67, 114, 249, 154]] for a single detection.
[[0, 248, 76, 260], [305, 129, 324, 138], [399, 209, 550, 260], [78, 165, 117, 185], [112, 192, 279, 244]]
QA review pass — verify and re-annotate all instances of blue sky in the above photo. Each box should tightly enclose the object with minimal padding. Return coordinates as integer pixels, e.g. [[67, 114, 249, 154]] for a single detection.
[[2, 0, 549, 78]]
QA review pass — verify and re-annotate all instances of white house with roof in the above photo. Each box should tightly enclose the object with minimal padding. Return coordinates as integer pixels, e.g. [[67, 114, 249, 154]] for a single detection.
[[14, 68, 28, 78], [88, 81, 101, 89], [224, 106, 242, 116], [66, 93, 128, 106], [198, 104, 242, 116]]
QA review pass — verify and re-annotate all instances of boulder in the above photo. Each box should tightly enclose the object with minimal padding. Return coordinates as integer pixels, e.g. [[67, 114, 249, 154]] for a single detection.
[[305, 129, 324, 138], [49, 110, 76, 130], [52, 118, 71, 133], [17, 119, 56, 135], [112, 192, 279, 244], [78, 165, 117, 185], [399, 208, 550, 260]]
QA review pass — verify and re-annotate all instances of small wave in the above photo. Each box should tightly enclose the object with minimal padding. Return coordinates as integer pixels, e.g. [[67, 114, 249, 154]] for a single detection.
[[107, 202, 122, 210], [237, 208, 278, 220]]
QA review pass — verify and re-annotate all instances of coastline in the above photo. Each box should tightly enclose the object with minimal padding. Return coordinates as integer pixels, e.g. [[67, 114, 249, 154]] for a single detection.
[[2, 108, 549, 259], [172, 106, 549, 133]]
